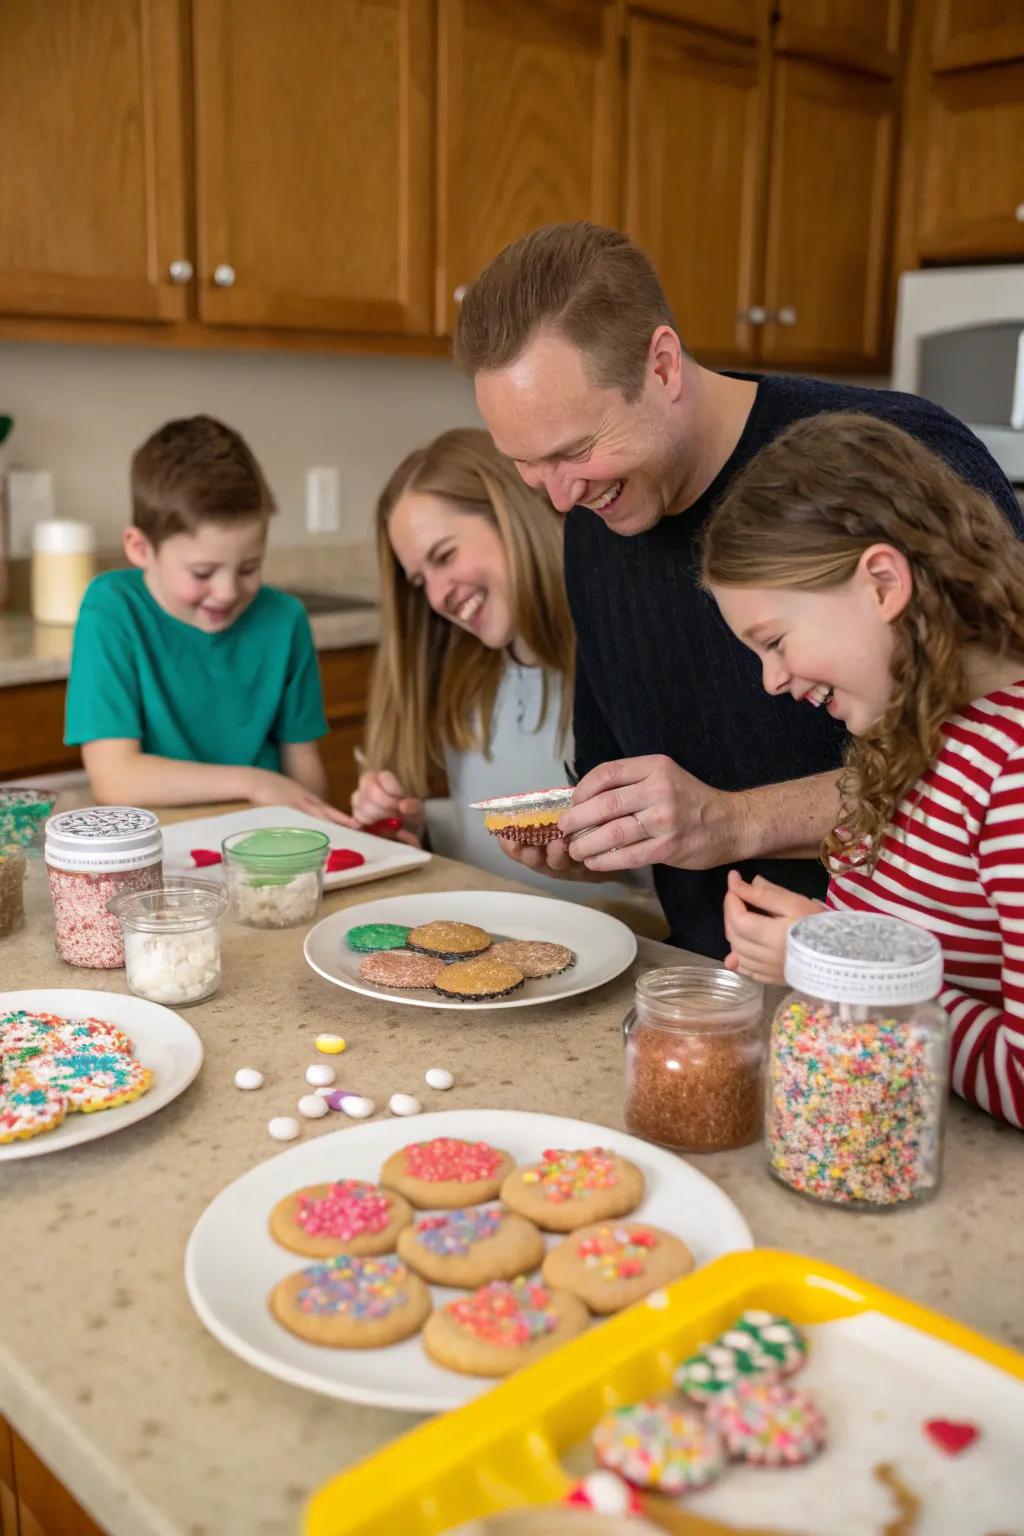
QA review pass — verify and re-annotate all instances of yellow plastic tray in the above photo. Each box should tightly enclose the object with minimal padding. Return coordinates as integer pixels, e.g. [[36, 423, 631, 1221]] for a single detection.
[[305, 1248, 1024, 1536]]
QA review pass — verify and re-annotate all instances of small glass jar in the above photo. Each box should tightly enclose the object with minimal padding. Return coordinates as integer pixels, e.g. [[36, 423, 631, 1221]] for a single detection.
[[624, 966, 765, 1152], [108, 881, 228, 1005], [0, 845, 27, 937], [768, 911, 950, 1210], [0, 786, 57, 858], [222, 826, 329, 929], [45, 806, 163, 968]]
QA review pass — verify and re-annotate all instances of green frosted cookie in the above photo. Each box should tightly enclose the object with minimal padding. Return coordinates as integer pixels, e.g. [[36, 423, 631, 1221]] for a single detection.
[[346, 922, 411, 954], [675, 1310, 806, 1403]]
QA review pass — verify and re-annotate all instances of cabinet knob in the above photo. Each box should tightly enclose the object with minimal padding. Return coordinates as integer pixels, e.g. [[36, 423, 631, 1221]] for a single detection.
[[168, 258, 194, 284], [1016, 203, 1024, 223], [739, 305, 767, 324], [774, 306, 798, 326], [213, 263, 236, 288], [453, 284, 468, 304]]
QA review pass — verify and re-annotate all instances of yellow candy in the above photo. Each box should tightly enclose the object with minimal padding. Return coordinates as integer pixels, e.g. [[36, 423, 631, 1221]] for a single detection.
[[315, 1034, 347, 1055]]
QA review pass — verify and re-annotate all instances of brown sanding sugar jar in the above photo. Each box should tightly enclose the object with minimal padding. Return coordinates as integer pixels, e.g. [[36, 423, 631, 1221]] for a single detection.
[[0, 846, 27, 937], [45, 807, 163, 969], [624, 966, 765, 1152]]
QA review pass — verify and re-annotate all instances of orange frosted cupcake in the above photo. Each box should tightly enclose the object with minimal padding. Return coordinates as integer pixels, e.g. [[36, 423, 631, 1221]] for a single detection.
[[470, 786, 573, 846]]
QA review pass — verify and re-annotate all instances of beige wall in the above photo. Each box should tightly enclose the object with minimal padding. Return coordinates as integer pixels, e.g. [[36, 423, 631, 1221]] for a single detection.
[[0, 341, 480, 554]]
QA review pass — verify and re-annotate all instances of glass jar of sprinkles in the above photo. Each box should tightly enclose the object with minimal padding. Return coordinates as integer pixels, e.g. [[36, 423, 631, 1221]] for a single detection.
[[768, 911, 949, 1209], [45, 807, 163, 969], [0, 845, 27, 937], [624, 967, 765, 1152]]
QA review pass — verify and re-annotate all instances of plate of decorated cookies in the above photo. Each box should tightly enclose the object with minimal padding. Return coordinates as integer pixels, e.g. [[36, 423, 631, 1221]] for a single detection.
[[184, 1108, 753, 1411], [303, 891, 638, 1010], [0, 988, 203, 1159]]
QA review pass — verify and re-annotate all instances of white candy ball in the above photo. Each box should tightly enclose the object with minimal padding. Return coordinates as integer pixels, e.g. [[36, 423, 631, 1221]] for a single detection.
[[340, 1094, 375, 1119], [234, 1067, 264, 1091], [297, 1093, 329, 1119], [425, 1066, 454, 1091], [268, 1116, 300, 1141], [305, 1062, 336, 1087], [579, 1471, 633, 1516], [389, 1092, 422, 1117]]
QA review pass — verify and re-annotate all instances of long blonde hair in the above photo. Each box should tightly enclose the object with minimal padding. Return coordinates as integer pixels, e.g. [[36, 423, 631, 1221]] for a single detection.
[[364, 428, 574, 796], [701, 411, 1024, 869]]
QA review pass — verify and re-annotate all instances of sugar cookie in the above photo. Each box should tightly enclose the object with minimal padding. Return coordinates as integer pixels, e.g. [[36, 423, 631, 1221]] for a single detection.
[[0, 1070, 67, 1143], [397, 1206, 545, 1287], [269, 1179, 413, 1259], [706, 1376, 827, 1465], [407, 920, 491, 960], [359, 950, 444, 989], [488, 940, 575, 978], [422, 1277, 588, 1377], [26, 1044, 152, 1113], [594, 1401, 725, 1493], [542, 1221, 693, 1314], [500, 1148, 644, 1232], [675, 1310, 807, 1403], [270, 1254, 430, 1348], [433, 957, 524, 1001], [381, 1136, 516, 1208]]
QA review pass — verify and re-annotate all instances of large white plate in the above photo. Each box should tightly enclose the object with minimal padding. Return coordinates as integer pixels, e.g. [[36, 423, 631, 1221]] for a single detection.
[[0, 988, 203, 1160], [184, 1108, 753, 1412], [160, 806, 430, 892], [304, 890, 638, 1011]]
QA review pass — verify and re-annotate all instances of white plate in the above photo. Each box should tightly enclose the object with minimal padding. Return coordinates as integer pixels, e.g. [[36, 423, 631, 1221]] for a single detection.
[[304, 890, 638, 1011], [160, 806, 430, 892], [184, 1108, 753, 1412], [0, 988, 203, 1160]]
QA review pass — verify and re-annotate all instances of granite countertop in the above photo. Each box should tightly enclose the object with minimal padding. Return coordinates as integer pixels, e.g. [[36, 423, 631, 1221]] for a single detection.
[[1, 809, 1022, 1536], [0, 600, 381, 687]]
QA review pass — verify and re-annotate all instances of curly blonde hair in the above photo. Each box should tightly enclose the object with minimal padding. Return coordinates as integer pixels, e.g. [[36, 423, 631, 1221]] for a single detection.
[[700, 411, 1024, 870]]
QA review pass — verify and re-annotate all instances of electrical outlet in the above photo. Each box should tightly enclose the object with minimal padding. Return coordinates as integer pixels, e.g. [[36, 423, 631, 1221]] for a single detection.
[[305, 466, 341, 534]]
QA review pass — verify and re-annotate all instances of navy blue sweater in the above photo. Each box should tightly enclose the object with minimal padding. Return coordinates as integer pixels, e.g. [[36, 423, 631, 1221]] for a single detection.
[[565, 374, 1024, 959]]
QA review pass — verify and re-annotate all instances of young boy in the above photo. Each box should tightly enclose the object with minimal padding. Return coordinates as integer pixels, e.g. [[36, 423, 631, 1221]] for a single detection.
[[66, 414, 343, 819]]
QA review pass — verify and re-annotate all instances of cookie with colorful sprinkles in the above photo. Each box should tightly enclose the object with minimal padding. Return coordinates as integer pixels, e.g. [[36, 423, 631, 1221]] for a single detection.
[[705, 1375, 827, 1466], [593, 1401, 725, 1493], [421, 1276, 588, 1377], [0, 1010, 133, 1066], [500, 1148, 645, 1232], [0, 1069, 67, 1144], [270, 1253, 430, 1348], [381, 1136, 516, 1208], [542, 1221, 693, 1314], [397, 1206, 545, 1287], [27, 1043, 152, 1113], [675, 1310, 806, 1403], [268, 1179, 413, 1259]]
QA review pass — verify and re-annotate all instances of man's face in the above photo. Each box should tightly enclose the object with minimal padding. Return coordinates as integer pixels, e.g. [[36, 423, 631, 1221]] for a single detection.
[[475, 330, 683, 536]]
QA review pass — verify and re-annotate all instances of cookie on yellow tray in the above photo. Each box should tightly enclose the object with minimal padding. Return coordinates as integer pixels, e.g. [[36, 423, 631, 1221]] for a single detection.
[[381, 1136, 516, 1208], [270, 1253, 430, 1348], [268, 1179, 413, 1259], [542, 1221, 694, 1314], [397, 1205, 545, 1287], [501, 1147, 645, 1232], [422, 1276, 589, 1377]]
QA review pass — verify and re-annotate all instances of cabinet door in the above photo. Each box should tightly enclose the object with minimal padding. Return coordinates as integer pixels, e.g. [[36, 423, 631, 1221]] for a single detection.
[[915, 62, 1024, 258], [625, 16, 767, 363], [624, 0, 761, 41], [436, 0, 620, 335], [12, 1427, 106, 1536], [0, 1415, 17, 1536], [775, 0, 903, 77], [0, 0, 189, 323], [930, 0, 1024, 71], [192, 0, 433, 334], [762, 58, 895, 371]]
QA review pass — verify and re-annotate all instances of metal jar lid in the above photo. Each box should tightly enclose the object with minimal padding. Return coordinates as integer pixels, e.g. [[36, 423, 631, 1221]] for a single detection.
[[45, 806, 163, 874], [785, 910, 943, 1006]]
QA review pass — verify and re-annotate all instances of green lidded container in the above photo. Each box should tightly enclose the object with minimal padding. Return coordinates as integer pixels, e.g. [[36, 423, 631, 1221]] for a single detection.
[[222, 826, 329, 929]]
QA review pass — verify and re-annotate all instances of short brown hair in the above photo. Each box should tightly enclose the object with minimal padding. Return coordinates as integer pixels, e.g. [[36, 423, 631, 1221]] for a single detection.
[[131, 414, 276, 546], [453, 222, 676, 403]]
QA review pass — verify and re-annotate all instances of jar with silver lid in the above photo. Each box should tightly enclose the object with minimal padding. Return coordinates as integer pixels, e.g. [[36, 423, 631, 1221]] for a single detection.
[[45, 807, 163, 969], [768, 910, 950, 1209]]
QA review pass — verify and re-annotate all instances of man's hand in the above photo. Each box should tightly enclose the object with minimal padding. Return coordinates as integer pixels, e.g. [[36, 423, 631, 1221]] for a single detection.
[[723, 870, 824, 985], [495, 835, 616, 882], [558, 755, 735, 873]]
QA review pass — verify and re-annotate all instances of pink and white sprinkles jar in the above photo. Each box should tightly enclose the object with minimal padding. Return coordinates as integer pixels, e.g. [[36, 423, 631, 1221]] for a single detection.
[[45, 807, 163, 969]]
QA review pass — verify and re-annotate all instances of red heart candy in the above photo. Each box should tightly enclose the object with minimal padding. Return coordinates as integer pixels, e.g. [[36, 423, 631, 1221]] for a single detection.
[[326, 848, 366, 873], [190, 848, 222, 867], [363, 817, 402, 839], [924, 1418, 979, 1455]]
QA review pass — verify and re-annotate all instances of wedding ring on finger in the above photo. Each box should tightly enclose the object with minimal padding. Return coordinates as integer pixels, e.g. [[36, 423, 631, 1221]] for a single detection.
[[631, 811, 650, 841]]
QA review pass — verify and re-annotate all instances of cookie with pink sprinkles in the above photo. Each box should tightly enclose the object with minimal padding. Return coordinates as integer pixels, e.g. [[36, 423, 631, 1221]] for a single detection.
[[26, 1043, 152, 1113], [593, 1400, 725, 1493], [381, 1136, 516, 1208], [706, 1375, 827, 1466], [269, 1179, 413, 1259], [0, 1070, 68, 1144]]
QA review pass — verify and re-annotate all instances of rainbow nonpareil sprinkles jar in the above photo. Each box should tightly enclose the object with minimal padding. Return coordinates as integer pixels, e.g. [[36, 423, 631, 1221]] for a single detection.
[[768, 911, 949, 1209]]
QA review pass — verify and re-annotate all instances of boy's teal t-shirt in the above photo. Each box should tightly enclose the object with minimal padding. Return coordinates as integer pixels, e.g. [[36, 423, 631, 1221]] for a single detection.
[[65, 570, 328, 769]]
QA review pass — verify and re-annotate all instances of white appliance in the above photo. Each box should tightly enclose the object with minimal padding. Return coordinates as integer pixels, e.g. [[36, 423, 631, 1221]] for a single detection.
[[892, 264, 1024, 485]]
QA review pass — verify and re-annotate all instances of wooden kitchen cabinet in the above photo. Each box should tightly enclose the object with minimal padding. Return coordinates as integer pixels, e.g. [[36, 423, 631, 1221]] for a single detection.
[[0, 1415, 18, 1536], [929, 0, 1024, 72], [622, 0, 762, 41], [0, 0, 189, 324], [435, 0, 621, 334], [625, 14, 768, 363], [775, 0, 903, 78], [761, 57, 896, 370], [318, 646, 375, 808], [0, 682, 80, 784], [192, 0, 433, 335], [0, 1418, 107, 1536]]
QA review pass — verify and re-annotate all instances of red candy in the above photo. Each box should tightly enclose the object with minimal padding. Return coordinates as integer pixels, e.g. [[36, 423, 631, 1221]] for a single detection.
[[191, 848, 222, 867], [405, 1136, 503, 1183], [326, 849, 366, 873], [363, 818, 402, 839], [924, 1418, 979, 1455]]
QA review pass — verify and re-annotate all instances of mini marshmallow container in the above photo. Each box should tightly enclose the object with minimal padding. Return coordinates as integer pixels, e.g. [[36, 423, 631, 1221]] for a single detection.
[[108, 880, 228, 1005]]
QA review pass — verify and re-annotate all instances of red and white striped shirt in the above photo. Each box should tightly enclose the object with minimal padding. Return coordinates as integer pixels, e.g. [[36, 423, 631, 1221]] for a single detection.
[[827, 682, 1024, 1128]]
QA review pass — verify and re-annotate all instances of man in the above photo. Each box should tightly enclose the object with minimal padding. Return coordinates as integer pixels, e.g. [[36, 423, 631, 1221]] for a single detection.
[[453, 222, 1023, 958]]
